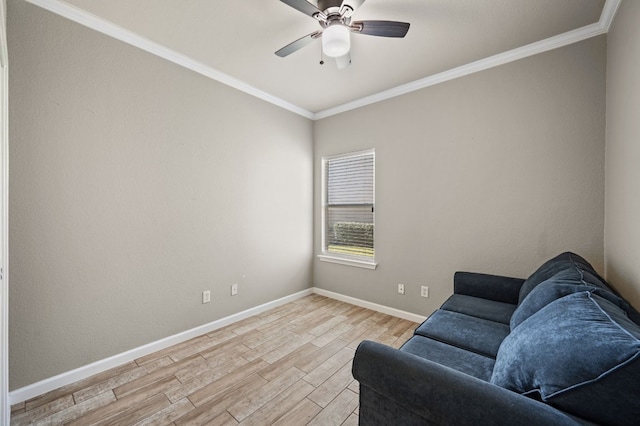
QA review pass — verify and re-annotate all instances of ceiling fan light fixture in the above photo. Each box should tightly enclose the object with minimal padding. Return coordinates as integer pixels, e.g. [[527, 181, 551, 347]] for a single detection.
[[322, 24, 350, 57]]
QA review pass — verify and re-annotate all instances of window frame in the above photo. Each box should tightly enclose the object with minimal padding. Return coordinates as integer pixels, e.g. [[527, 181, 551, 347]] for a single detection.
[[318, 149, 377, 270]]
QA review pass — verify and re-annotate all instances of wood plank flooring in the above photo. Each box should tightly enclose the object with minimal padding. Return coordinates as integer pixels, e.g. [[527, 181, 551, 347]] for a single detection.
[[11, 294, 418, 425]]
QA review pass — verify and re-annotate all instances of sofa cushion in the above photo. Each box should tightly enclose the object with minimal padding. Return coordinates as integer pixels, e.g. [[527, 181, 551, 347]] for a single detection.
[[511, 268, 623, 329], [415, 310, 509, 358], [441, 294, 516, 325], [491, 292, 640, 426], [518, 252, 606, 304], [400, 335, 495, 381]]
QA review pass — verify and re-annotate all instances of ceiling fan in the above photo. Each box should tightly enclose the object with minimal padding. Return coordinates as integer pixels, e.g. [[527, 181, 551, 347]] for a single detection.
[[275, 0, 410, 69]]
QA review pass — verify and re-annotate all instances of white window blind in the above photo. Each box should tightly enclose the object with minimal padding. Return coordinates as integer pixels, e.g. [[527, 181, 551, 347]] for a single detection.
[[323, 150, 375, 261]]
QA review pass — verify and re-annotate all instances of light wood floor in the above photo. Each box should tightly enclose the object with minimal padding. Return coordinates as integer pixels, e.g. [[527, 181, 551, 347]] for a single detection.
[[11, 294, 418, 425]]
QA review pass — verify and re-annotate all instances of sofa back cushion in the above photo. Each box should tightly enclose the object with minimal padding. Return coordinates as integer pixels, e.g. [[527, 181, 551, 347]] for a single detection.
[[510, 267, 622, 329], [492, 292, 640, 425], [518, 252, 607, 304]]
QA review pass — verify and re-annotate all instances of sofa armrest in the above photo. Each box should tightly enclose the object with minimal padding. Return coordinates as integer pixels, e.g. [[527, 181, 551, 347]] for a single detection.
[[353, 341, 590, 426], [454, 271, 525, 304]]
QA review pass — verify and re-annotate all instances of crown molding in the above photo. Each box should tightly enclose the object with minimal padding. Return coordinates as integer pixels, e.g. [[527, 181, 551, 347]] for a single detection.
[[23, 0, 622, 121], [314, 0, 620, 119], [24, 0, 315, 120], [600, 0, 622, 32]]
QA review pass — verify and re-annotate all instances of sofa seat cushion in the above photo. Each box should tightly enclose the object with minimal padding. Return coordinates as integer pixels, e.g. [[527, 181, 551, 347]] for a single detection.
[[518, 252, 607, 304], [400, 335, 495, 381], [441, 294, 516, 325], [491, 292, 640, 426], [415, 310, 510, 358]]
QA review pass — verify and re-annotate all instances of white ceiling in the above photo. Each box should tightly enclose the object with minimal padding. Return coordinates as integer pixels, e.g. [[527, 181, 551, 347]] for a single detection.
[[28, 0, 614, 118]]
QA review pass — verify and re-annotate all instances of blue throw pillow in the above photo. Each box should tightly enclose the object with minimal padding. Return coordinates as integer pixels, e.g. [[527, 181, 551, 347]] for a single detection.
[[517, 252, 605, 304], [492, 292, 640, 425], [510, 268, 622, 329]]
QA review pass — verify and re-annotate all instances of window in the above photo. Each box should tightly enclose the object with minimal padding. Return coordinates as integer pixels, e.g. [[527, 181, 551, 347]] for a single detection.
[[320, 149, 376, 269]]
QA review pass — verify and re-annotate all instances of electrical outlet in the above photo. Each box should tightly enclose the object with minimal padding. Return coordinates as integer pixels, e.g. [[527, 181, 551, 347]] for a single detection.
[[421, 286, 429, 298], [231, 283, 238, 296], [398, 283, 405, 295], [202, 290, 211, 304]]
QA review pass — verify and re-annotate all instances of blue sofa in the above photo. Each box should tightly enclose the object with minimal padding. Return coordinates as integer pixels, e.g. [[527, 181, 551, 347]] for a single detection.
[[352, 252, 640, 425]]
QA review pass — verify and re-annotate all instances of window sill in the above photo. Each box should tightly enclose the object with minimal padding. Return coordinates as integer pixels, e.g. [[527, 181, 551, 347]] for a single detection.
[[317, 254, 378, 270]]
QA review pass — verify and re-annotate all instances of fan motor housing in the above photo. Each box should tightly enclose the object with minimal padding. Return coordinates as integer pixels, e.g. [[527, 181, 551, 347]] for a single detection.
[[317, 0, 343, 12]]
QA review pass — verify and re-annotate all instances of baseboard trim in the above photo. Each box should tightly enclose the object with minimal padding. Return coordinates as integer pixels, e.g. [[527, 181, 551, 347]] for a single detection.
[[312, 287, 427, 324], [9, 287, 423, 404], [8, 288, 313, 405]]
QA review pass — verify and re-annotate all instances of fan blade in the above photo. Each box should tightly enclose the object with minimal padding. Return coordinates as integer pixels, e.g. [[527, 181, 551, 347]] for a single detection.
[[352, 20, 410, 37], [275, 31, 321, 57], [335, 52, 351, 69], [280, 0, 323, 18]]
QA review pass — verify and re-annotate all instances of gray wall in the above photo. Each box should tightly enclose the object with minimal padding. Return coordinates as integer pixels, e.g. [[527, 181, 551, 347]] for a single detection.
[[8, 0, 313, 390], [605, 0, 640, 309], [314, 36, 606, 316], [10, 0, 624, 393]]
